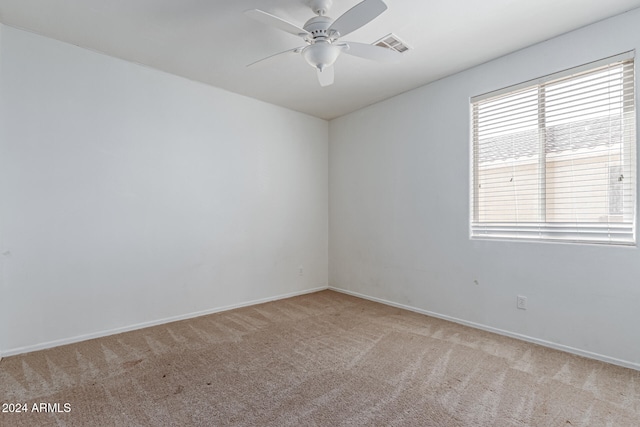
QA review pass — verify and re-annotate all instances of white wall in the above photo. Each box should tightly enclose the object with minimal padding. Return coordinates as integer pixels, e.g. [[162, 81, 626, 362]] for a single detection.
[[0, 25, 5, 360], [0, 25, 328, 356], [330, 8, 640, 369]]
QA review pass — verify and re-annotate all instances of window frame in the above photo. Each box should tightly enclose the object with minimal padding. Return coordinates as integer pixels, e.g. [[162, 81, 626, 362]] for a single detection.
[[470, 52, 637, 246]]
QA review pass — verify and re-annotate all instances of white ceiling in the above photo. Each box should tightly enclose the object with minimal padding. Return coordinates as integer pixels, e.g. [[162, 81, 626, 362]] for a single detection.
[[1, 0, 640, 120]]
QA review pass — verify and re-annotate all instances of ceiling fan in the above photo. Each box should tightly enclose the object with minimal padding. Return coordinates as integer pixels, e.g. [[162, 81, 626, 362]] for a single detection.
[[245, 0, 400, 87]]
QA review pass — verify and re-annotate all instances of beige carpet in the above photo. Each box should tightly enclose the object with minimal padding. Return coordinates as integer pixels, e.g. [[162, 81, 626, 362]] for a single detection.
[[1, 290, 638, 426]]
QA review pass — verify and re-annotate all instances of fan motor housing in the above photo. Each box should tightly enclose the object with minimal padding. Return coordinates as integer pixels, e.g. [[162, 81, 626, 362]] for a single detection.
[[303, 16, 333, 39]]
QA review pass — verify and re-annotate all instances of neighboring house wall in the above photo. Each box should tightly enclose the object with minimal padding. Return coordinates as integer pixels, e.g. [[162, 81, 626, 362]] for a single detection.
[[329, 8, 640, 369], [0, 25, 328, 356]]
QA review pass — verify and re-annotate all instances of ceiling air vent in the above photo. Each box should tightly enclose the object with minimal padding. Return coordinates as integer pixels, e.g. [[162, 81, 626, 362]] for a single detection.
[[373, 34, 410, 53]]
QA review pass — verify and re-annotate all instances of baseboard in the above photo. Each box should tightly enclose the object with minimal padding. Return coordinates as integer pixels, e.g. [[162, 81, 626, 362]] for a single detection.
[[329, 287, 640, 372], [1, 286, 329, 358]]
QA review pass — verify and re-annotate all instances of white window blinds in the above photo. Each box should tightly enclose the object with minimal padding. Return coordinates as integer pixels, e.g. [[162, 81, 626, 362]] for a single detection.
[[471, 52, 636, 245]]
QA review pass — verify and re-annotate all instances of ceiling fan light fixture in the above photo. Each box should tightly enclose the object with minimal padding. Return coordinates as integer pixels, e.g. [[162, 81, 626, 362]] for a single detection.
[[302, 42, 341, 70], [247, 0, 397, 86]]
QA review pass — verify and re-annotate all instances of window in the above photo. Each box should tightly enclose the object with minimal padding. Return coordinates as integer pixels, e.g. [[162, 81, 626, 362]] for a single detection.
[[471, 52, 636, 245]]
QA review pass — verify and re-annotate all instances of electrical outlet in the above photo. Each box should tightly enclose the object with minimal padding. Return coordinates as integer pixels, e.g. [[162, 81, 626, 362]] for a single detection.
[[517, 295, 527, 310]]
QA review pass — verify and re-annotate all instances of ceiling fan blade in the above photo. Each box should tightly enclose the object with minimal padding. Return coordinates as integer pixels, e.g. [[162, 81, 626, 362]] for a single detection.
[[247, 47, 304, 67], [328, 0, 387, 38], [245, 9, 310, 37], [317, 66, 335, 87], [340, 41, 400, 62]]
